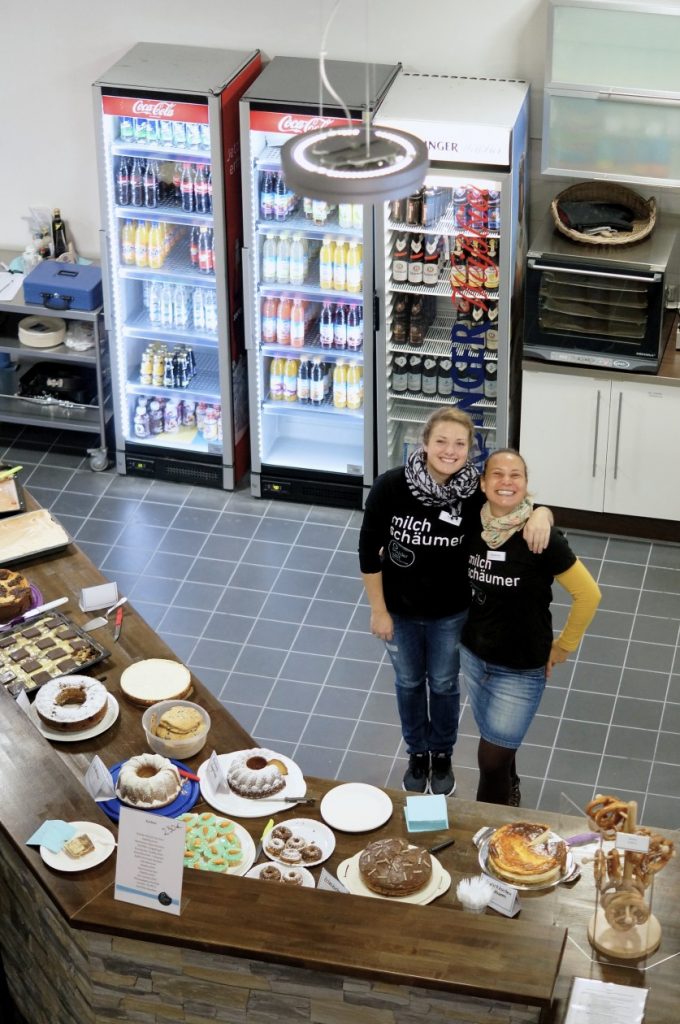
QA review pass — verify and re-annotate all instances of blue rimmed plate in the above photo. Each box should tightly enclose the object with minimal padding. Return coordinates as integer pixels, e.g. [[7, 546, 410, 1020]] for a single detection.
[[98, 758, 200, 823]]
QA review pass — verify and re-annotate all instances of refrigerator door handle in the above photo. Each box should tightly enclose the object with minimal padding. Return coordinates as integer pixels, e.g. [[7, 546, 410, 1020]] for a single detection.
[[99, 230, 112, 335], [241, 245, 256, 350], [373, 292, 380, 334]]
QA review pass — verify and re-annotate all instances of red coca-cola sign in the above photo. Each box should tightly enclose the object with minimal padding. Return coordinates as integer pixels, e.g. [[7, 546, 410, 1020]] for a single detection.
[[249, 110, 359, 134], [102, 95, 209, 123]]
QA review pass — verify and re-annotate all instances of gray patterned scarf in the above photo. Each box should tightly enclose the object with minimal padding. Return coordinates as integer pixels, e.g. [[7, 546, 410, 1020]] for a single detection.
[[404, 448, 479, 517]]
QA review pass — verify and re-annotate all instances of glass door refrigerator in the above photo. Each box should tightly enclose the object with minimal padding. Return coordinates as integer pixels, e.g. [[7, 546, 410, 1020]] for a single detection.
[[240, 56, 400, 509], [373, 73, 530, 472], [93, 43, 262, 489]]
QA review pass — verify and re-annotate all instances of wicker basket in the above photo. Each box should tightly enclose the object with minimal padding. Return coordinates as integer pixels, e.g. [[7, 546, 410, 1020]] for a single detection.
[[550, 181, 656, 247]]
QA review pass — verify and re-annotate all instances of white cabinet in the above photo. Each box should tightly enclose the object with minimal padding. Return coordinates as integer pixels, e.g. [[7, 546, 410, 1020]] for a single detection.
[[520, 367, 680, 520], [543, 0, 680, 187]]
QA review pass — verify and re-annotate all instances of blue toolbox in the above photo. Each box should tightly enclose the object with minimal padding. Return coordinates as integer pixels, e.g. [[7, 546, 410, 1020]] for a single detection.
[[23, 261, 103, 312]]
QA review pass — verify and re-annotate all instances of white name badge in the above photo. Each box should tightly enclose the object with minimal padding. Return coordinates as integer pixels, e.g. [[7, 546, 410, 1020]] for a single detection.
[[483, 873, 521, 917], [439, 510, 461, 526], [486, 550, 506, 561]]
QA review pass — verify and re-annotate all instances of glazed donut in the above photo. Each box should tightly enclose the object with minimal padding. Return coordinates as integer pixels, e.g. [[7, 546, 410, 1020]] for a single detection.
[[265, 837, 285, 855], [285, 836, 306, 851], [270, 825, 292, 842], [585, 794, 630, 837], [279, 847, 302, 864], [259, 864, 281, 883], [301, 843, 322, 862], [601, 887, 650, 932], [281, 868, 304, 886]]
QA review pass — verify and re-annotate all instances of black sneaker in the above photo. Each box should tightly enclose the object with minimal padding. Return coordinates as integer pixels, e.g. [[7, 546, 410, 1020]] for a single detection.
[[402, 752, 430, 793], [508, 776, 521, 807], [430, 752, 456, 796]]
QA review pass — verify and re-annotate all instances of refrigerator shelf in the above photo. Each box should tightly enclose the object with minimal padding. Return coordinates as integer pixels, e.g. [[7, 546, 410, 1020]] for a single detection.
[[262, 398, 363, 419], [260, 281, 363, 304], [125, 429, 222, 455], [111, 142, 211, 164], [125, 311, 218, 346], [388, 390, 496, 410], [115, 203, 213, 227], [389, 275, 499, 301], [261, 441, 363, 476], [261, 342, 363, 362], [388, 400, 498, 427], [389, 340, 498, 361], [256, 217, 361, 241], [388, 217, 500, 240]]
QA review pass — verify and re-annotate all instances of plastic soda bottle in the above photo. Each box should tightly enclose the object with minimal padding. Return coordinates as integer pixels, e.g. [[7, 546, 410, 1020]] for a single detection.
[[283, 358, 299, 401], [319, 301, 334, 348], [160, 283, 174, 328], [310, 357, 324, 405], [130, 158, 143, 207], [333, 304, 347, 349], [274, 174, 288, 221], [148, 281, 162, 326], [289, 234, 305, 285], [346, 361, 362, 410], [319, 236, 334, 289], [194, 164, 210, 214], [333, 239, 347, 291], [192, 287, 206, 331], [116, 158, 130, 206], [134, 221, 149, 267], [352, 204, 363, 230], [121, 219, 136, 265], [261, 296, 278, 343], [204, 290, 218, 333], [261, 171, 275, 220], [198, 227, 212, 273], [180, 163, 195, 212], [144, 161, 158, 208], [290, 298, 305, 348], [346, 240, 362, 293], [173, 284, 189, 330], [262, 233, 277, 283], [297, 359, 310, 404], [333, 359, 348, 409], [347, 305, 363, 350], [270, 356, 285, 400], [276, 297, 292, 345], [147, 222, 163, 269], [276, 233, 291, 284]]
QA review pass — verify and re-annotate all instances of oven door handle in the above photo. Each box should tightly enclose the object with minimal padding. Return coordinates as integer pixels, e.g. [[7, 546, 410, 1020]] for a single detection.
[[529, 261, 661, 285]]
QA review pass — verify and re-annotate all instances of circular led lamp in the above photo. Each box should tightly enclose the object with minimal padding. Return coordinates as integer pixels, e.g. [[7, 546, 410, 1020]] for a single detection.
[[281, 125, 428, 205]]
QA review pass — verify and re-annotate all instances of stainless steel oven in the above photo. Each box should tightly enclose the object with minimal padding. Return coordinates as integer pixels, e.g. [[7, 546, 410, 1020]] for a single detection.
[[523, 213, 679, 373]]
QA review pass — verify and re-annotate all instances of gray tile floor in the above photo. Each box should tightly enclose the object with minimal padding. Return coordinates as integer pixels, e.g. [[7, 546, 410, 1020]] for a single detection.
[[4, 425, 680, 830]]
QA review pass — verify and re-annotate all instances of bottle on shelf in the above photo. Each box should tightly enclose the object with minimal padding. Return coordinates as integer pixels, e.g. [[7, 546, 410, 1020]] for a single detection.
[[289, 233, 305, 286], [319, 236, 334, 289], [391, 295, 410, 343], [147, 221, 163, 270], [274, 174, 287, 222], [352, 204, 363, 231], [407, 354, 423, 394], [134, 221, 149, 268], [319, 301, 334, 348], [148, 281, 162, 325], [290, 298, 305, 348], [333, 304, 347, 349], [261, 296, 278, 343], [437, 357, 453, 397], [121, 219, 136, 266], [346, 304, 363, 351], [312, 198, 329, 226], [192, 287, 206, 331], [310, 357, 324, 406], [262, 232, 277, 284], [116, 158, 130, 206], [346, 361, 362, 410], [284, 357, 299, 402], [297, 359, 311, 404], [130, 158, 144, 207], [484, 360, 498, 399], [484, 238, 499, 291], [392, 235, 408, 283], [260, 171, 276, 220], [276, 232, 291, 285], [333, 239, 347, 291], [276, 296, 292, 345], [180, 163, 195, 212], [198, 227, 213, 273], [338, 203, 353, 229], [346, 240, 362, 294], [144, 161, 158, 208], [423, 236, 441, 286], [194, 164, 211, 214], [408, 298, 424, 346], [190, 225, 200, 268], [160, 283, 174, 329], [407, 234, 424, 285], [333, 359, 348, 409], [422, 356, 438, 397], [269, 356, 285, 400], [392, 354, 408, 393]]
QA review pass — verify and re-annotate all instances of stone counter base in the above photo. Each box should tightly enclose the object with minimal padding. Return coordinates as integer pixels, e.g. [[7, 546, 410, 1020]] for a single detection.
[[0, 835, 541, 1024]]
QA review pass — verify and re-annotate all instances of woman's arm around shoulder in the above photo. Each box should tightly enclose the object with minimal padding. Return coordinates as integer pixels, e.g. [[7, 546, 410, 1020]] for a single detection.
[[523, 504, 554, 554]]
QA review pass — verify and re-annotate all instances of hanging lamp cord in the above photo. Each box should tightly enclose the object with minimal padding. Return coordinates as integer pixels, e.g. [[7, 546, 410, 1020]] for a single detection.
[[319, 0, 353, 129]]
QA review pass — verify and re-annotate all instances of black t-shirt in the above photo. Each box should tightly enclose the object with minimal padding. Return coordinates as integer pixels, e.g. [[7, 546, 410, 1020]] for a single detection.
[[461, 527, 576, 669], [358, 467, 483, 619]]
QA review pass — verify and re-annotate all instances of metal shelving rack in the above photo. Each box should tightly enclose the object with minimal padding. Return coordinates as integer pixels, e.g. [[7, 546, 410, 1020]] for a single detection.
[[0, 260, 112, 471]]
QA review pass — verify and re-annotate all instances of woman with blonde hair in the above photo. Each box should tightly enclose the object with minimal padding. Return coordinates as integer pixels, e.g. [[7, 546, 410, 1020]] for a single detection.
[[460, 449, 601, 806], [359, 410, 552, 796]]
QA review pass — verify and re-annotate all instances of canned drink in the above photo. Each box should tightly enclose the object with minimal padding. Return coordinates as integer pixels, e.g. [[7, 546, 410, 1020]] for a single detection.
[[487, 190, 501, 232], [453, 187, 468, 229], [467, 186, 487, 231], [160, 119, 174, 147], [406, 192, 423, 226], [390, 197, 407, 222]]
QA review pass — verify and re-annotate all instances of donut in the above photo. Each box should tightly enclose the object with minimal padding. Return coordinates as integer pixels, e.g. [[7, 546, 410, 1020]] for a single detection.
[[281, 869, 304, 886], [265, 837, 285, 855], [301, 843, 322, 862], [259, 864, 282, 883], [35, 676, 108, 732], [285, 836, 306, 851], [279, 847, 302, 864], [270, 825, 292, 842]]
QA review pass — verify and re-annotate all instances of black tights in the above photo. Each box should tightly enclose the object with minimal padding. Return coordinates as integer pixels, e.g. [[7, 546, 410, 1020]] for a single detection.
[[477, 739, 518, 805]]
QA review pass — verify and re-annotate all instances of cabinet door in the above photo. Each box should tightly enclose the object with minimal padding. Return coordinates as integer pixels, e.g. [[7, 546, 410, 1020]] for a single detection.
[[605, 382, 680, 519], [520, 370, 608, 511]]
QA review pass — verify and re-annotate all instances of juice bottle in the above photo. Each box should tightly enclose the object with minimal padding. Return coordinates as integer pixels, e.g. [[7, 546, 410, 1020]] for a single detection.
[[347, 305, 363, 351], [283, 357, 299, 401], [269, 356, 285, 400], [262, 233, 277, 283], [319, 235, 334, 289], [134, 220, 149, 268], [261, 296, 278, 343], [346, 240, 362, 293], [310, 357, 324, 405], [121, 219, 136, 266], [289, 234, 305, 286], [346, 360, 362, 410], [333, 359, 347, 409], [147, 222, 163, 269], [333, 239, 347, 291], [352, 204, 363, 231], [319, 301, 334, 348], [276, 297, 292, 345], [290, 299, 305, 348], [276, 232, 291, 284]]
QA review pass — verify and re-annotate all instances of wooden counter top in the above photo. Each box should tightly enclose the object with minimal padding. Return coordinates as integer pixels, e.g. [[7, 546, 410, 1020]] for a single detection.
[[2, 519, 679, 1023]]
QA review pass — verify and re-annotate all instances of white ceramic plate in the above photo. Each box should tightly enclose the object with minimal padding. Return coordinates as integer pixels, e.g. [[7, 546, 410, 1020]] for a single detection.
[[181, 814, 255, 876], [39, 821, 116, 872], [336, 850, 451, 905], [263, 817, 335, 867], [320, 783, 393, 833], [245, 862, 315, 888], [30, 693, 119, 743], [197, 749, 306, 818]]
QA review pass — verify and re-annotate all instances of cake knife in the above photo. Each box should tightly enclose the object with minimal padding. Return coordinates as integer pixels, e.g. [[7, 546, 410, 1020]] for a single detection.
[[112, 604, 124, 642]]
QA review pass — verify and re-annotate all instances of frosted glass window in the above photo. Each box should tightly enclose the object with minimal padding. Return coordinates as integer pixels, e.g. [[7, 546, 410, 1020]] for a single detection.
[[551, 5, 680, 93]]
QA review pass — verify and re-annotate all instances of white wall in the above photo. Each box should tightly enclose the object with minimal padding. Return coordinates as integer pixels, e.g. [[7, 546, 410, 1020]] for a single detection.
[[0, 0, 676, 258]]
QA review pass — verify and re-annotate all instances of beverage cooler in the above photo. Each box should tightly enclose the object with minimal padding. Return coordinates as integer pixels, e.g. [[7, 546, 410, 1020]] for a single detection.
[[93, 43, 262, 489], [373, 73, 530, 471], [240, 57, 399, 508]]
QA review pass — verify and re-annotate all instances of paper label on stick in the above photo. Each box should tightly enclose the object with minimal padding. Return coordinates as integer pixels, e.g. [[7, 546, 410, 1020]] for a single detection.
[[483, 873, 521, 917], [84, 755, 116, 801], [206, 750, 229, 792], [318, 868, 349, 894], [615, 832, 650, 854]]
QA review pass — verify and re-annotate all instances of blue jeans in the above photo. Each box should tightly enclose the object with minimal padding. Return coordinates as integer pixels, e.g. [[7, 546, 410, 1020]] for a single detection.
[[385, 611, 466, 755], [459, 644, 546, 749]]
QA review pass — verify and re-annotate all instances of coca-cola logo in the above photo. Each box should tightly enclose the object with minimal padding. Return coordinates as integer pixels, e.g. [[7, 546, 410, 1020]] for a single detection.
[[278, 114, 335, 135], [132, 99, 177, 118]]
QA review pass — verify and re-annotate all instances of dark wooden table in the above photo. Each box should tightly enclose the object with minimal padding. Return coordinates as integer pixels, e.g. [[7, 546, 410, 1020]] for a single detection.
[[1, 518, 678, 1023]]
